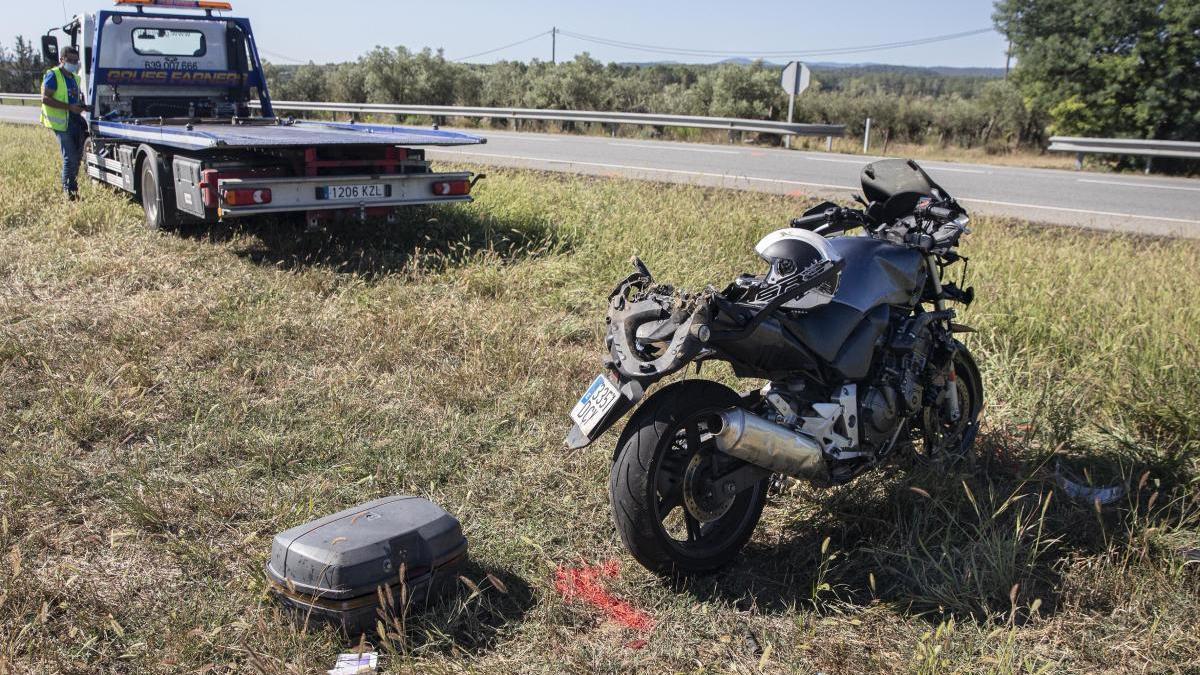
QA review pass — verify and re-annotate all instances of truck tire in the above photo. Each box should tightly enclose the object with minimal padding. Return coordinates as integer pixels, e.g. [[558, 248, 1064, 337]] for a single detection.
[[139, 148, 179, 231]]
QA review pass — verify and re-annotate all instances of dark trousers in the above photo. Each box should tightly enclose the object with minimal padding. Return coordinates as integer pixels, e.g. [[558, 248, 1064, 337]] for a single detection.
[[54, 119, 85, 195]]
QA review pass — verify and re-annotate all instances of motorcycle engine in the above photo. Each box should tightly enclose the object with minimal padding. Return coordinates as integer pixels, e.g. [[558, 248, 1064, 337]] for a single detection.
[[859, 320, 937, 455], [860, 384, 900, 451], [760, 320, 936, 473]]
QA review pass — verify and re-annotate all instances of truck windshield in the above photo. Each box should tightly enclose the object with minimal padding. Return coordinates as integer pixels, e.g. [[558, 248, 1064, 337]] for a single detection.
[[131, 28, 207, 57]]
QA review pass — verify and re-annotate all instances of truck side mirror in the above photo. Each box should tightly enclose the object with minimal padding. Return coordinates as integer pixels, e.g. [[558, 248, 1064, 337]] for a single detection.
[[41, 35, 59, 64]]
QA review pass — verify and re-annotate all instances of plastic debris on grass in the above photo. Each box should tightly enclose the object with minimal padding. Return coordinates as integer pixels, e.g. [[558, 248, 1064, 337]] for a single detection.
[[328, 651, 378, 675], [554, 559, 655, 634], [1055, 463, 1125, 506]]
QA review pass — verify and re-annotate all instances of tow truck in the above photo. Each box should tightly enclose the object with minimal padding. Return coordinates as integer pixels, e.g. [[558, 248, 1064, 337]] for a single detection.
[[39, 0, 485, 229]]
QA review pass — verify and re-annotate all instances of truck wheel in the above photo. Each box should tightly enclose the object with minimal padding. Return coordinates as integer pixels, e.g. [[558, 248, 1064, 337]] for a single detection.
[[139, 149, 179, 231]]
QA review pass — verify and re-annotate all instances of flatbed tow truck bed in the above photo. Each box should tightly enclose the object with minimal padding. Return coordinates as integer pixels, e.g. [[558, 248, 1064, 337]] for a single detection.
[[93, 118, 486, 151]]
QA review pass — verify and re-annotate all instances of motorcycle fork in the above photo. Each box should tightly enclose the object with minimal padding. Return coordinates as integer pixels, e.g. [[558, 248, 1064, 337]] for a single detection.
[[925, 254, 962, 422]]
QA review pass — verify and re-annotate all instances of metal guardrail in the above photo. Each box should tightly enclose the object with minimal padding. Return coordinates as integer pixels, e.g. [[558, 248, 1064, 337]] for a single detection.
[[260, 100, 845, 139], [1, 91, 844, 139], [1049, 136, 1200, 172]]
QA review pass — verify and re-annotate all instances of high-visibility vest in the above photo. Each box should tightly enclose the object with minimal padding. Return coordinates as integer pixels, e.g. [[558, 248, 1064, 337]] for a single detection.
[[40, 67, 73, 132]]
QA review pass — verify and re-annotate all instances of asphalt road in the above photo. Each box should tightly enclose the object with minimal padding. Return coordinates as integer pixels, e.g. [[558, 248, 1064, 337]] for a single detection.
[[426, 128, 1200, 237], [4, 103, 1197, 236]]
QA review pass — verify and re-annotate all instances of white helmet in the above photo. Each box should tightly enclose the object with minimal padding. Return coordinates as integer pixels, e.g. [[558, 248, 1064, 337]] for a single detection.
[[751, 228, 843, 311]]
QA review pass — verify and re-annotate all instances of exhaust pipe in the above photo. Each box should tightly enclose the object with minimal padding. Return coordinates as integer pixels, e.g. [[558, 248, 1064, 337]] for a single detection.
[[711, 408, 831, 487]]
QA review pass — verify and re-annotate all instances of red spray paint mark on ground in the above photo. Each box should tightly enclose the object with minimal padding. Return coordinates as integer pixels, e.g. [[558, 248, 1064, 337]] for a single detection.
[[554, 560, 655, 633]]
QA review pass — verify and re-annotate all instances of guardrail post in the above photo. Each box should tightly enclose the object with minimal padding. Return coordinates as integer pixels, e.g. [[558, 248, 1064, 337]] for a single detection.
[[1145, 157, 1153, 175], [826, 136, 832, 152], [1075, 152, 1083, 171], [863, 117, 871, 154]]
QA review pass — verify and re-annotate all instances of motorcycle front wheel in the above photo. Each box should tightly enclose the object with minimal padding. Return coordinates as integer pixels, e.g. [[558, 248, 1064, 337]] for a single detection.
[[609, 380, 769, 576], [910, 342, 984, 463]]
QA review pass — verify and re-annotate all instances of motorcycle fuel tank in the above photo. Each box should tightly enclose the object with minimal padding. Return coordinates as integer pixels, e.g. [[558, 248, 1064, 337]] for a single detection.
[[826, 237, 926, 313], [749, 237, 925, 380]]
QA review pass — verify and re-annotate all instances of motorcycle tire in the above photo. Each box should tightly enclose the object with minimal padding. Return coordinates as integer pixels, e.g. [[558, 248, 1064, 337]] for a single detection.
[[609, 379, 769, 576], [910, 342, 984, 464]]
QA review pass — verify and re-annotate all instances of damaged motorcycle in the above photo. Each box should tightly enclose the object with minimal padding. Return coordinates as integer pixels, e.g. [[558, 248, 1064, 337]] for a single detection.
[[565, 159, 983, 575]]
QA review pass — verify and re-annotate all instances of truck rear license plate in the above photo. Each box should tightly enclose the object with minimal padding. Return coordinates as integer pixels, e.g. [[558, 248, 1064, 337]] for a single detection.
[[317, 184, 392, 201], [569, 375, 621, 436]]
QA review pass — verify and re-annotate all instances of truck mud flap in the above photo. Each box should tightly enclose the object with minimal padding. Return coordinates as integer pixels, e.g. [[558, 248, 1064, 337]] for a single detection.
[[172, 156, 205, 218]]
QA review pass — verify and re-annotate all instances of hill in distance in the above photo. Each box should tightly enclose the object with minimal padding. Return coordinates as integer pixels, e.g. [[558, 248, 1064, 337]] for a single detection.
[[621, 57, 1004, 78]]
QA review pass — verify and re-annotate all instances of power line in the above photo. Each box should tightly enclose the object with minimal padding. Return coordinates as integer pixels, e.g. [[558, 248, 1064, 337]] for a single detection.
[[556, 27, 995, 60], [263, 24, 993, 66], [451, 29, 553, 63], [259, 48, 307, 64]]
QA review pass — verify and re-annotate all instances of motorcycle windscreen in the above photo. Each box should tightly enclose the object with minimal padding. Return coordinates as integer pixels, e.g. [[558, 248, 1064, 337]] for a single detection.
[[860, 159, 953, 221]]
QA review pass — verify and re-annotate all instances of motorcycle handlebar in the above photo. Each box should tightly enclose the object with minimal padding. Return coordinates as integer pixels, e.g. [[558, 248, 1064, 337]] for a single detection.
[[928, 206, 955, 221], [790, 211, 832, 230], [791, 207, 870, 234]]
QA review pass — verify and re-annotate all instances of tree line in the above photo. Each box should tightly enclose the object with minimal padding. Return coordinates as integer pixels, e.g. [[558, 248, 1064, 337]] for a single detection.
[[263, 52, 1043, 152], [2, 36, 1035, 151], [995, 0, 1198, 146], [2, 0, 1194, 168], [0, 37, 41, 94]]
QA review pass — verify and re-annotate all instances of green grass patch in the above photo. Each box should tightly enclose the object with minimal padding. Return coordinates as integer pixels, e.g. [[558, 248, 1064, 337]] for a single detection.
[[1, 122, 1198, 673]]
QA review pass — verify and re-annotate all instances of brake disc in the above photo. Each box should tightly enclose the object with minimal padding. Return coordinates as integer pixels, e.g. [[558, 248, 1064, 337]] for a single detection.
[[683, 453, 736, 522]]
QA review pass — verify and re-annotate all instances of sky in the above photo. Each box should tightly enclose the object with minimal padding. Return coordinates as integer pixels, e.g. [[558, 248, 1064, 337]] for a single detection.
[[5, 0, 1008, 69]]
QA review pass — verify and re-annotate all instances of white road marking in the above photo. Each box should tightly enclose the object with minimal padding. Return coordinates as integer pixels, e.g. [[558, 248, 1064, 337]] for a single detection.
[[607, 142, 740, 155], [1077, 178, 1200, 193], [429, 149, 856, 191], [477, 133, 562, 142], [921, 166, 989, 174], [796, 156, 867, 165], [797, 155, 988, 174], [957, 197, 1200, 225], [432, 149, 1200, 226]]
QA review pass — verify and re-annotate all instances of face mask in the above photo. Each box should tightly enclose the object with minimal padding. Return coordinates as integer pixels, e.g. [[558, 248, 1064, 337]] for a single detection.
[[63, 62, 80, 74]]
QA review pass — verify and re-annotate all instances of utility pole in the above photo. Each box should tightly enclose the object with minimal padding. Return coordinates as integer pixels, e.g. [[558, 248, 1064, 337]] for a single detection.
[[1005, 32, 1012, 78], [552, 27, 557, 64]]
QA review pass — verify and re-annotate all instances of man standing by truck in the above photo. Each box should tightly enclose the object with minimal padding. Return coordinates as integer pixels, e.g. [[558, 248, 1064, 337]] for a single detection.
[[41, 46, 88, 201]]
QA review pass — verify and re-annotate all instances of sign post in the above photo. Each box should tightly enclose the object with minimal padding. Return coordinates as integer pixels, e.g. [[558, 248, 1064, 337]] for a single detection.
[[780, 61, 811, 149]]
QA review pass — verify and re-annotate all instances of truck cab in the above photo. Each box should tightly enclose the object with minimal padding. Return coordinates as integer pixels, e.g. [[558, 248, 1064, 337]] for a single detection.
[[42, 0, 484, 230]]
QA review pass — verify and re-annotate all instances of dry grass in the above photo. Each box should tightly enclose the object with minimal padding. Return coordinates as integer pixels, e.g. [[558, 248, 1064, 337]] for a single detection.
[[1, 122, 1198, 674]]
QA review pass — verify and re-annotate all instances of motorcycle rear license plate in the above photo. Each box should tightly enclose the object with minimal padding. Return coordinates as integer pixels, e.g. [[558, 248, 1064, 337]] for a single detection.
[[570, 375, 621, 436]]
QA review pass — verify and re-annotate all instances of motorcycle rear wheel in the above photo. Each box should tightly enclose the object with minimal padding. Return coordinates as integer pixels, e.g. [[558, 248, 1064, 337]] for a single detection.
[[609, 380, 769, 576]]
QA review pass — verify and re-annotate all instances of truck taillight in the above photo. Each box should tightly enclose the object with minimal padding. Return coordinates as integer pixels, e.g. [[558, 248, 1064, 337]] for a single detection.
[[431, 180, 471, 196], [222, 188, 272, 206], [201, 169, 220, 208]]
